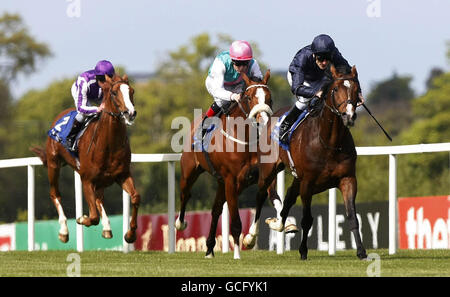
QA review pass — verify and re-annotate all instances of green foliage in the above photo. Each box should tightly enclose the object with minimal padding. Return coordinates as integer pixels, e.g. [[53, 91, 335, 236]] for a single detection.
[[0, 13, 52, 82], [1, 30, 450, 222]]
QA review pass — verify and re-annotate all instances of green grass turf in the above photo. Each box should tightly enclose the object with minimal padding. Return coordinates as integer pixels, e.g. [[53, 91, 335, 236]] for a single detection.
[[0, 249, 448, 277]]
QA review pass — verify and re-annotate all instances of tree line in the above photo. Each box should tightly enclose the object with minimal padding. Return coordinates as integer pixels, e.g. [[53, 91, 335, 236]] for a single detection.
[[0, 13, 449, 222]]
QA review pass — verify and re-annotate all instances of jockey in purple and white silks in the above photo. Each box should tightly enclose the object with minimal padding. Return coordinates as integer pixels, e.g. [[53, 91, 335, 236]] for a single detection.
[[65, 60, 115, 151], [202, 40, 263, 138]]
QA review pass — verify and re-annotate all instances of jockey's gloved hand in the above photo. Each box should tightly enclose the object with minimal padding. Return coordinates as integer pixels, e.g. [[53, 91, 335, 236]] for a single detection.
[[357, 92, 365, 107], [230, 93, 241, 102], [309, 96, 320, 109]]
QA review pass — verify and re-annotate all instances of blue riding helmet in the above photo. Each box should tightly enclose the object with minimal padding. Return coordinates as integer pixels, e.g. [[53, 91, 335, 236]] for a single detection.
[[311, 34, 336, 55], [94, 60, 115, 77]]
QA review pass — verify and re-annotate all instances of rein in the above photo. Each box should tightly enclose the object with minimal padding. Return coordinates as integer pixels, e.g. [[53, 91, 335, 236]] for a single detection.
[[221, 84, 272, 145], [319, 77, 358, 152], [103, 80, 128, 119]]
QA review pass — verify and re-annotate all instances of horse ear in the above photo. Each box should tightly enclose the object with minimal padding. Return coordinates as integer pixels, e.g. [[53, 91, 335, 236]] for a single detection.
[[351, 65, 358, 77], [122, 74, 129, 83], [330, 64, 338, 78], [262, 69, 271, 85], [241, 72, 251, 86]]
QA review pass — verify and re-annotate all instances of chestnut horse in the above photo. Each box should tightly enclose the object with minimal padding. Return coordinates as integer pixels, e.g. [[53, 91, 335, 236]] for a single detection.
[[30, 75, 140, 244], [175, 70, 273, 259], [255, 65, 367, 260]]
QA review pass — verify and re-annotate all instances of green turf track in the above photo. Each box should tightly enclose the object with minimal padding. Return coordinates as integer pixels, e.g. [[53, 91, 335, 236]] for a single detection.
[[0, 249, 449, 277]]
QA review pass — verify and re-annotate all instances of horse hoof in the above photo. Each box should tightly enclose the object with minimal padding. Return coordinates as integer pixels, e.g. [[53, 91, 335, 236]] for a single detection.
[[300, 254, 308, 260], [102, 230, 113, 239], [59, 233, 69, 243], [175, 219, 187, 231], [124, 231, 136, 243], [265, 217, 284, 232], [284, 224, 299, 234], [76, 215, 88, 225], [358, 251, 368, 260], [243, 234, 256, 249], [205, 251, 214, 259]]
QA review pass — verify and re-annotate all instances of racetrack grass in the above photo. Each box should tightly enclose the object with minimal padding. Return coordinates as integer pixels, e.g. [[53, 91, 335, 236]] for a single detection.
[[0, 249, 448, 277]]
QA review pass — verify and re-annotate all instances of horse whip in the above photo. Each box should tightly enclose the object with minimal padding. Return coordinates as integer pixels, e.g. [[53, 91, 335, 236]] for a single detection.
[[362, 103, 392, 141]]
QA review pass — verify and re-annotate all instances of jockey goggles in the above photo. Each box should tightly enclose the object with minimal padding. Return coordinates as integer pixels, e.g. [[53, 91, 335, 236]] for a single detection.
[[232, 59, 250, 67], [315, 53, 331, 62]]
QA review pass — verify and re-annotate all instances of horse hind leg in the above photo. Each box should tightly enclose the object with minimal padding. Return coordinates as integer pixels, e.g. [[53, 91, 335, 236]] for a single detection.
[[175, 161, 203, 231], [120, 175, 140, 243], [48, 162, 69, 243]]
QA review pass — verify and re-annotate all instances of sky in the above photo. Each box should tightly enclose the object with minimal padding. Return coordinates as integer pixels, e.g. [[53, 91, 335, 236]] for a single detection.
[[2, 0, 450, 99]]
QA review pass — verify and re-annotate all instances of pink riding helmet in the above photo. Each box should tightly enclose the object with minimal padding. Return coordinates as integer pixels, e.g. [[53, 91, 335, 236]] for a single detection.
[[229, 40, 253, 61]]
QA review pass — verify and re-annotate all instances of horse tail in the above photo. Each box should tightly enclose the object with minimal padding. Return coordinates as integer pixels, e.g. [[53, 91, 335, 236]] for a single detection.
[[29, 146, 47, 167]]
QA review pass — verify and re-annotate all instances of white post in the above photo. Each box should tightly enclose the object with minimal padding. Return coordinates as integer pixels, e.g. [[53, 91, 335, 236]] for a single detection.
[[328, 188, 337, 255], [276, 170, 285, 254], [168, 161, 176, 254], [222, 202, 229, 253], [74, 172, 83, 252], [389, 154, 397, 255], [122, 190, 130, 253], [27, 165, 35, 252]]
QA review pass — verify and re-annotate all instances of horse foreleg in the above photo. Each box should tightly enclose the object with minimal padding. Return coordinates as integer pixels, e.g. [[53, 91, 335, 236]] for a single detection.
[[298, 182, 313, 260], [242, 177, 272, 249], [205, 182, 225, 258], [48, 164, 69, 243], [243, 188, 265, 249], [340, 177, 367, 260], [268, 178, 300, 232], [224, 176, 242, 260], [77, 181, 100, 227], [95, 190, 113, 239], [120, 175, 140, 243]]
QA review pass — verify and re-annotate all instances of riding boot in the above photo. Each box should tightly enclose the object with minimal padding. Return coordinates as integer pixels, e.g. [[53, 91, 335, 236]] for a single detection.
[[279, 105, 303, 143], [65, 120, 83, 151], [202, 102, 221, 139], [201, 115, 209, 140]]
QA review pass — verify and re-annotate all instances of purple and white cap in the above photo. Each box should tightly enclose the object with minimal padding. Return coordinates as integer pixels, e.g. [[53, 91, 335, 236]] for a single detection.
[[94, 60, 115, 77]]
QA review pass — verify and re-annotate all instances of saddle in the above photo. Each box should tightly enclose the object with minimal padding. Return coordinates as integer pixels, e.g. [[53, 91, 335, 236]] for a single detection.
[[271, 100, 323, 151], [48, 111, 98, 156]]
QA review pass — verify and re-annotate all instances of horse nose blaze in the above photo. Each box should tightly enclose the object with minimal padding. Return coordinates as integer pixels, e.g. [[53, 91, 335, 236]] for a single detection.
[[119, 84, 135, 115]]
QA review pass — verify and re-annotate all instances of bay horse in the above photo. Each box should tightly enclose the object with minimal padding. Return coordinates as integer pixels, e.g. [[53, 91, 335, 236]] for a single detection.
[[30, 74, 140, 244], [175, 70, 273, 259], [254, 64, 368, 260]]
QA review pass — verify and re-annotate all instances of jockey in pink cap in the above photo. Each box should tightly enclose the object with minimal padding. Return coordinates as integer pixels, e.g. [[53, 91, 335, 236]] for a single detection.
[[202, 40, 263, 138]]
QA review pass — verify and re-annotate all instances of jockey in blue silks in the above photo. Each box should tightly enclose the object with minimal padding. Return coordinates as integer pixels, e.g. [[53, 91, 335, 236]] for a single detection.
[[65, 60, 115, 150], [278, 34, 365, 143]]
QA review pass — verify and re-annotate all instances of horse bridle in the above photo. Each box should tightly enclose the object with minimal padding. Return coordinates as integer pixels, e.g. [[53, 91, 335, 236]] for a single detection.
[[104, 80, 133, 120], [237, 84, 272, 119], [324, 77, 358, 116]]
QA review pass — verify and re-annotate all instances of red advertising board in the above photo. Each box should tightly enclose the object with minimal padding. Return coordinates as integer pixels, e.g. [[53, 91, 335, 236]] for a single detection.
[[398, 196, 450, 249], [0, 224, 15, 251], [134, 208, 253, 252]]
